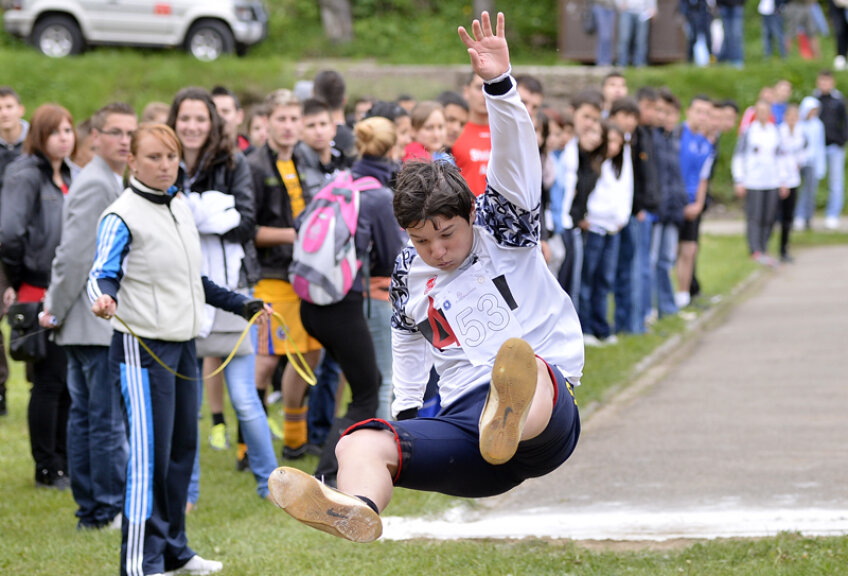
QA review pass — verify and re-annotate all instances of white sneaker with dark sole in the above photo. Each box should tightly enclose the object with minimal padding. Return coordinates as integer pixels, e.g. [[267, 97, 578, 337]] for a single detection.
[[165, 554, 223, 575], [268, 466, 382, 543], [478, 338, 538, 466]]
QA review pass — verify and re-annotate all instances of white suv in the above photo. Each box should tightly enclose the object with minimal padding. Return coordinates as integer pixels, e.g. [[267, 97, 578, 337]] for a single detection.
[[2, 0, 268, 61]]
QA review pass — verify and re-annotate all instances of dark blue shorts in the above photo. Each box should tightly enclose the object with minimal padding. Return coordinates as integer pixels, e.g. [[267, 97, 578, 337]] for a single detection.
[[343, 362, 580, 498]]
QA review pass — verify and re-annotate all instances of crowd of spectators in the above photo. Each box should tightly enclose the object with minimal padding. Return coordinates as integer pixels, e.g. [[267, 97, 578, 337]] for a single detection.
[[0, 52, 846, 572], [585, 0, 845, 70]]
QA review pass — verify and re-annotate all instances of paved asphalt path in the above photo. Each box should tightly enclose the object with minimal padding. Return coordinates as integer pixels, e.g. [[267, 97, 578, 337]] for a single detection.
[[383, 240, 848, 542]]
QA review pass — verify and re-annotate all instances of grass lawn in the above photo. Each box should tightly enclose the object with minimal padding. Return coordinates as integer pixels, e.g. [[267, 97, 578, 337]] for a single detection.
[[2, 231, 847, 575]]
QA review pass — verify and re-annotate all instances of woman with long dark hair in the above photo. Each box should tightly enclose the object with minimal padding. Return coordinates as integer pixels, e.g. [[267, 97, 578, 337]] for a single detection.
[[166, 87, 276, 504]]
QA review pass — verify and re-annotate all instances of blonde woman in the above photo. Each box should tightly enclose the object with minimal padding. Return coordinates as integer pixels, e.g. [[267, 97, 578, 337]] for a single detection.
[[299, 116, 406, 483]]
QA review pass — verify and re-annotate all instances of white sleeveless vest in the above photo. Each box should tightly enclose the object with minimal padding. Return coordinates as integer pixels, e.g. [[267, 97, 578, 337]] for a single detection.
[[105, 183, 205, 341]]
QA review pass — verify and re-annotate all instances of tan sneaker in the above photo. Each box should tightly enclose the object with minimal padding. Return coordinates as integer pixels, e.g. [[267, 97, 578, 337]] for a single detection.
[[268, 467, 382, 543], [478, 338, 537, 465]]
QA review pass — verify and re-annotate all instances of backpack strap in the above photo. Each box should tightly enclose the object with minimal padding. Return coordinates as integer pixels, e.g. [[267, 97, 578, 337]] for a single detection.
[[353, 176, 383, 191]]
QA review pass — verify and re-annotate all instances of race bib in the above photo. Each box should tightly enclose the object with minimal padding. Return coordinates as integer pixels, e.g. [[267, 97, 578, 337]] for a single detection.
[[436, 261, 522, 366]]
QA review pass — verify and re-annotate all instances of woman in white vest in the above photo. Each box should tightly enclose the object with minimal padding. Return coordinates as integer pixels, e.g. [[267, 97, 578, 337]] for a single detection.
[[87, 123, 265, 576]]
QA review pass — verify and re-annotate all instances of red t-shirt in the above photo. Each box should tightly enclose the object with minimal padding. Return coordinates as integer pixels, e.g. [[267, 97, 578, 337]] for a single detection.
[[452, 121, 491, 197], [403, 141, 430, 163], [18, 282, 46, 303]]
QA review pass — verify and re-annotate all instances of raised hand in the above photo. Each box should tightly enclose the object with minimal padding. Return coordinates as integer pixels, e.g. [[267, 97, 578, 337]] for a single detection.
[[457, 11, 510, 82]]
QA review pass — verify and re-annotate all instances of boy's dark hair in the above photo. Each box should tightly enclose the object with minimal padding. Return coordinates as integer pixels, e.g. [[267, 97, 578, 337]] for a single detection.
[[302, 97, 332, 119], [602, 71, 625, 86], [636, 86, 658, 102], [211, 85, 241, 109], [536, 110, 550, 154], [690, 94, 713, 107], [659, 88, 680, 110], [542, 106, 566, 128], [393, 160, 476, 229], [464, 72, 486, 86], [0, 86, 21, 103], [515, 74, 544, 96], [603, 120, 625, 176], [436, 90, 469, 112], [610, 97, 640, 119], [364, 100, 409, 122], [313, 70, 346, 110], [819, 69, 834, 79], [571, 89, 604, 112], [91, 102, 135, 131], [76, 118, 93, 141], [717, 98, 739, 113]]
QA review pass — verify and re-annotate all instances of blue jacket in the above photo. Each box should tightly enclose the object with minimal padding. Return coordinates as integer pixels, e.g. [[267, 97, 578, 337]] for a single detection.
[[652, 127, 688, 227]]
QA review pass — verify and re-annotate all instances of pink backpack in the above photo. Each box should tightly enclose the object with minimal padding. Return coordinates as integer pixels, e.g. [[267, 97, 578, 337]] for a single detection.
[[290, 172, 382, 305]]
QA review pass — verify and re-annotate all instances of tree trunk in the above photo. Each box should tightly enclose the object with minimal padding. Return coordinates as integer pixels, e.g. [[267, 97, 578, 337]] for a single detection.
[[473, 0, 496, 18], [319, 0, 354, 44]]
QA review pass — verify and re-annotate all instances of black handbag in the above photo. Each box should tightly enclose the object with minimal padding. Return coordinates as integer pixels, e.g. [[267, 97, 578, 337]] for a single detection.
[[8, 302, 48, 363], [582, 1, 597, 35]]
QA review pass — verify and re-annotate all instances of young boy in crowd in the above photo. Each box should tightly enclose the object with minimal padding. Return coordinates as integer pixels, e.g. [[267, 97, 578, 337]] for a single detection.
[[601, 71, 628, 117], [267, 12, 582, 543], [436, 90, 469, 155], [247, 89, 324, 460], [611, 97, 658, 335], [0, 86, 28, 417], [813, 69, 848, 230], [676, 95, 715, 309], [212, 85, 251, 153], [453, 72, 491, 196], [651, 89, 688, 320]]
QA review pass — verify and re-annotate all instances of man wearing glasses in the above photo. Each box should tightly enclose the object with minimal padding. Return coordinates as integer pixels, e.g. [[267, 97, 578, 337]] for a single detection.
[[40, 102, 137, 529]]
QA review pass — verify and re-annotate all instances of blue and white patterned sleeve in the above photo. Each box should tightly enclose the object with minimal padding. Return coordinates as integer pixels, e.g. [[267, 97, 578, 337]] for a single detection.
[[87, 213, 131, 304], [474, 76, 542, 248], [389, 245, 418, 334]]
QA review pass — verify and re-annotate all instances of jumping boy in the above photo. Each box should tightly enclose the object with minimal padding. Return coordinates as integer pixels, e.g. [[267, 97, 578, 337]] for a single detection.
[[268, 12, 583, 542]]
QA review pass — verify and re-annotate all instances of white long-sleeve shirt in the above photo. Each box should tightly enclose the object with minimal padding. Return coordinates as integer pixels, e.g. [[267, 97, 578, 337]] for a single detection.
[[778, 123, 805, 189], [731, 121, 789, 190], [586, 143, 634, 234], [389, 77, 584, 417]]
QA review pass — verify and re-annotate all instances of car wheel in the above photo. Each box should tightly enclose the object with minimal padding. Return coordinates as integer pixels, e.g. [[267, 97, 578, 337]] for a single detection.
[[185, 20, 234, 61], [31, 15, 84, 58]]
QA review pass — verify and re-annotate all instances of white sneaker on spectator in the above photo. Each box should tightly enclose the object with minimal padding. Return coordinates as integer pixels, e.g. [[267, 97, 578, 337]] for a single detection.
[[678, 310, 697, 322], [602, 334, 618, 345], [835, 55, 846, 71], [824, 217, 840, 230], [644, 309, 658, 327], [674, 291, 691, 309], [583, 334, 603, 347], [107, 513, 122, 530], [170, 555, 223, 575], [792, 218, 805, 232], [265, 390, 283, 405]]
